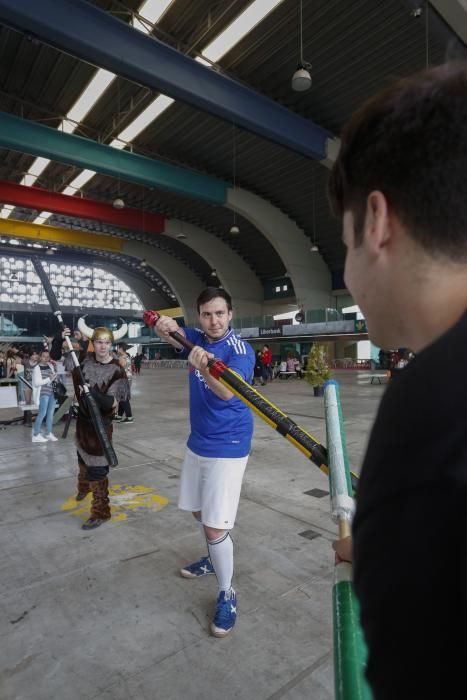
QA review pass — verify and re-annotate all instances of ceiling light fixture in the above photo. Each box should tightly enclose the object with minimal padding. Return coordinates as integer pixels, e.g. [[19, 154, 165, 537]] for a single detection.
[[311, 167, 319, 253], [113, 197, 125, 209], [210, 269, 217, 277], [291, 0, 312, 92], [230, 123, 240, 235]]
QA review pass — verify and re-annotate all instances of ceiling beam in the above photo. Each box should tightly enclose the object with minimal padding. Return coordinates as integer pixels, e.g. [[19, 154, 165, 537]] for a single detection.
[[0, 0, 333, 160], [0, 111, 226, 204], [0, 217, 123, 251], [427, 1, 467, 48], [0, 180, 165, 233]]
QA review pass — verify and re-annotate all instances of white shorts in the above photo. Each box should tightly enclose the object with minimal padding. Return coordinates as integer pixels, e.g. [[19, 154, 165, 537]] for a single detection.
[[178, 447, 249, 529]]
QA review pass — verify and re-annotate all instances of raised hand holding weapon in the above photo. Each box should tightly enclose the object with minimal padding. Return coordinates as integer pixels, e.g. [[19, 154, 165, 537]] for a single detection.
[[31, 257, 118, 466]]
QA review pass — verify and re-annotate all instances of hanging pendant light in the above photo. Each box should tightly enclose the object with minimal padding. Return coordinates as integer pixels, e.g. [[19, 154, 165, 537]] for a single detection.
[[311, 167, 319, 252], [292, 0, 312, 92], [230, 123, 240, 234]]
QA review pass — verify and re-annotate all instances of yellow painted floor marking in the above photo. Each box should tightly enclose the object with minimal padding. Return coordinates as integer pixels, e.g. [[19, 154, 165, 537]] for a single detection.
[[61, 483, 169, 524]]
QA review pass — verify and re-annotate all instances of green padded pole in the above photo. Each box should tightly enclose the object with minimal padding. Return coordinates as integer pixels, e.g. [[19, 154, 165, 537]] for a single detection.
[[324, 380, 372, 700]]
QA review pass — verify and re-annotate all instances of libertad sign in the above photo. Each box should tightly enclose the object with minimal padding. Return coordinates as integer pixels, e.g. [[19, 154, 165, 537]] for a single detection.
[[259, 327, 282, 337]]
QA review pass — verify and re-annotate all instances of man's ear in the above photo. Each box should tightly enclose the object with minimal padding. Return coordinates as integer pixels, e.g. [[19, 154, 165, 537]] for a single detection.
[[364, 191, 391, 258]]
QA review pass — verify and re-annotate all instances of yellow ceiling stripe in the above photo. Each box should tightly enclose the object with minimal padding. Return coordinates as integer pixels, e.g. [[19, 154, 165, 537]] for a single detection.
[[0, 218, 122, 252]]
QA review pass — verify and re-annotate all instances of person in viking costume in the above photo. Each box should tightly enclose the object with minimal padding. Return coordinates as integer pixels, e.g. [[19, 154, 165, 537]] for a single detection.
[[73, 317, 129, 530]]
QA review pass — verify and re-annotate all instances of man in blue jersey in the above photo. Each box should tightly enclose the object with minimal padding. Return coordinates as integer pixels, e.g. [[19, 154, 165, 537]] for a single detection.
[[155, 287, 255, 637]]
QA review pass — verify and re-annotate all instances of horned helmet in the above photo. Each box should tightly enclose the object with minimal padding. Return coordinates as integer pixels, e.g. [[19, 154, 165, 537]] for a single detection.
[[77, 316, 128, 343]]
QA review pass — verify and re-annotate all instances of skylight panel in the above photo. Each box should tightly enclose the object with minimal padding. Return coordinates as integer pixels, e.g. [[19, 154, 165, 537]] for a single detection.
[[194, 56, 211, 67], [20, 157, 51, 188], [132, 0, 174, 33], [32, 211, 53, 225], [109, 138, 127, 150], [0, 204, 14, 219], [114, 94, 174, 143], [62, 169, 97, 196], [59, 68, 115, 134], [200, 0, 284, 63]]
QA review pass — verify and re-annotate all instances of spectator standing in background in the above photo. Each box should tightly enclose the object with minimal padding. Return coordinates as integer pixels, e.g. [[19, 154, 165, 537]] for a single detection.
[[261, 344, 273, 381], [133, 352, 143, 375], [31, 349, 58, 443], [115, 343, 134, 424]]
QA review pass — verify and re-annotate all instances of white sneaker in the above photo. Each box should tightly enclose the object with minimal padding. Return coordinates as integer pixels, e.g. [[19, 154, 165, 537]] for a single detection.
[[45, 433, 58, 442], [32, 434, 48, 443]]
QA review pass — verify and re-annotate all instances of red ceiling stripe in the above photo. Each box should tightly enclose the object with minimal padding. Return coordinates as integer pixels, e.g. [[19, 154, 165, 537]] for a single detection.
[[0, 180, 165, 234]]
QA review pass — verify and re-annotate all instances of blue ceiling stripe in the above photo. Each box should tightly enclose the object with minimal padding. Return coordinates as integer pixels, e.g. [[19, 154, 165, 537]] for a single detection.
[[0, 0, 332, 160]]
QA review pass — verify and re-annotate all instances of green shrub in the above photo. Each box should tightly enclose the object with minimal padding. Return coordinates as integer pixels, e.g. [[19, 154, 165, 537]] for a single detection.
[[305, 344, 332, 387]]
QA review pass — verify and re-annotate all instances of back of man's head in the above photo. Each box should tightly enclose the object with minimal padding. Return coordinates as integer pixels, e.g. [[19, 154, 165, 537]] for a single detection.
[[328, 61, 467, 259]]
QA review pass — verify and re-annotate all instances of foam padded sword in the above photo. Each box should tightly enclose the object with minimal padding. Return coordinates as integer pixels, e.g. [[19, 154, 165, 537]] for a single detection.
[[143, 309, 358, 492]]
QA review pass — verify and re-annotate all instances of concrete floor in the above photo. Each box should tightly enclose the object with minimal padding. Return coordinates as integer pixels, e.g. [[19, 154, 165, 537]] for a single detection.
[[0, 369, 384, 700]]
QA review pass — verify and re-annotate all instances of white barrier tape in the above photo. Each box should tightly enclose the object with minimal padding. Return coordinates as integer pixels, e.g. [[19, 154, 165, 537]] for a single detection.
[[324, 383, 349, 500], [334, 561, 353, 584], [331, 494, 356, 523]]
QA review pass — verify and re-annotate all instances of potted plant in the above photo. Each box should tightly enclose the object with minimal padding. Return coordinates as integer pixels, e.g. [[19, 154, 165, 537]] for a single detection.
[[305, 344, 332, 396]]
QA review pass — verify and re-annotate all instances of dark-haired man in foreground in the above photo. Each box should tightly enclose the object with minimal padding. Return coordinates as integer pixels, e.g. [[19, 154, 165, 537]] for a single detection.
[[330, 62, 467, 698], [155, 288, 255, 638]]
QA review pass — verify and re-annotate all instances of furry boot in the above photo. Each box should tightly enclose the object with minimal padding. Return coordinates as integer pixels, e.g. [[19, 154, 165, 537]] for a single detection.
[[82, 477, 111, 530], [76, 460, 90, 501]]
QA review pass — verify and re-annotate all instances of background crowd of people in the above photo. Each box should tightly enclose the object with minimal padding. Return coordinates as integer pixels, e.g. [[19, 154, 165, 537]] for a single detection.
[[0, 330, 143, 438]]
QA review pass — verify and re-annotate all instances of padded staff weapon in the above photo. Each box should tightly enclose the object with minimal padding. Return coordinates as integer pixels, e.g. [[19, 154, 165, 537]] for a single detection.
[[31, 257, 118, 466], [324, 380, 370, 699], [143, 310, 358, 492]]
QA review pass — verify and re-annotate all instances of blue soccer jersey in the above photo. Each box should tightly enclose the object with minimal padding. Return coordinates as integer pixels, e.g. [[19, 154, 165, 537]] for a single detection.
[[181, 327, 255, 458]]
